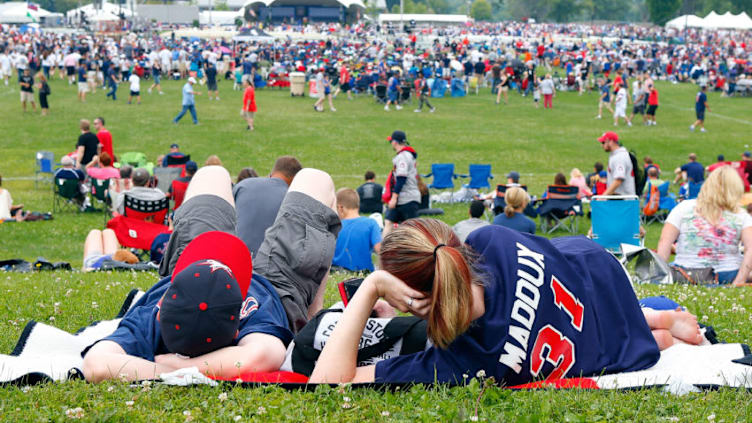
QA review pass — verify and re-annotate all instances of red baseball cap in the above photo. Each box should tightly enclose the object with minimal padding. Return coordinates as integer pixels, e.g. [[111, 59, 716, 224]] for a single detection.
[[171, 231, 252, 298], [598, 131, 619, 144]]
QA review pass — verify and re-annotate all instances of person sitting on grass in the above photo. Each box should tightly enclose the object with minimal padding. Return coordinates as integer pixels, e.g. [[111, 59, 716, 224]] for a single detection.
[[332, 188, 382, 273], [492, 186, 536, 235], [82, 228, 139, 271], [309, 219, 704, 385], [0, 173, 29, 222], [83, 166, 340, 382], [452, 200, 490, 243], [54, 155, 86, 206], [356, 171, 384, 215], [236, 167, 259, 183]]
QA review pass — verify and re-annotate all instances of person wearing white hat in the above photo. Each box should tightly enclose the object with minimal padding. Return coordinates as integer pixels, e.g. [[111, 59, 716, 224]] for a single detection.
[[173, 77, 201, 125]]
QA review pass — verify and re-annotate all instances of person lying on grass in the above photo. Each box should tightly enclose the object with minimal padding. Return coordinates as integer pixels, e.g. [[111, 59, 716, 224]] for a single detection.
[[83, 166, 341, 382], [310, 220, 704, 385]]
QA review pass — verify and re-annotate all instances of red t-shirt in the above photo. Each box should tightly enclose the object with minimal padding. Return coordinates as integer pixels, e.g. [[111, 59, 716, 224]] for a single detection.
[[97, 129, 113, 160], [243, 86, 257, 112], [648, 89, 659, 106]]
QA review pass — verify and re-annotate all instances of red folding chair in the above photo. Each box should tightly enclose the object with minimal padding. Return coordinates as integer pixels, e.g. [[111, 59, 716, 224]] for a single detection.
[[107, 194, 170, 251], [165, 154, 191, 178], [170, 178, 190, 210]]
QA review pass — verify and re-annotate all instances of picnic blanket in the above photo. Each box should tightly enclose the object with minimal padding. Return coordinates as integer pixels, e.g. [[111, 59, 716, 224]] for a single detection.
[[2, 289, 751, 392]]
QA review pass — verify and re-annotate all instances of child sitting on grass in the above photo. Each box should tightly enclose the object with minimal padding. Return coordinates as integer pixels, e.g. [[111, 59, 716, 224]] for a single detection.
[[332, 188, 382, 273]]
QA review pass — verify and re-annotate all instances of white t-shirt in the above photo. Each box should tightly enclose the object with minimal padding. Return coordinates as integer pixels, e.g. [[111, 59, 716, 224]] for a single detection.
[[666, 199, 752, 272], [0, 54, 9, 71], [0, 189, 12, 220], [615, 87, 627, 109], [129, 74, 140, 92]]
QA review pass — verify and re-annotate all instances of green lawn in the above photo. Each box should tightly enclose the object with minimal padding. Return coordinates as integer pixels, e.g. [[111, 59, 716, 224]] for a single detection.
[[1, 76, 752, 421]]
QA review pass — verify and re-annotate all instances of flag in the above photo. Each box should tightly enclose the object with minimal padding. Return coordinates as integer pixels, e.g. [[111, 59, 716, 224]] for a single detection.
[[26, 11, 38, 23], [27, 3, 38, 11]]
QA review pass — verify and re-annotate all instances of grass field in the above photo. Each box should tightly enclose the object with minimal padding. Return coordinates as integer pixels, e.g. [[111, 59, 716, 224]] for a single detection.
[[1, 76, 752, 421]]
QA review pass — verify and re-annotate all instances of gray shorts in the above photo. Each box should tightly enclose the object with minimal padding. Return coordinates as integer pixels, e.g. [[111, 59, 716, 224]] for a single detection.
[[158, 194, 236, 277], [254, 191, 341, 333]]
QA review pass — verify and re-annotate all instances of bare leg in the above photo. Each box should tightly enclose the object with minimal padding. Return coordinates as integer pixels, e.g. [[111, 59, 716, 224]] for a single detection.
[[83, 229, 104, 270], [383, 219, 395, 236], [651, 329, 674, 350], [183, 165, 234, 207], [288, 168, 336, 211], [102, 228, 120, 254]]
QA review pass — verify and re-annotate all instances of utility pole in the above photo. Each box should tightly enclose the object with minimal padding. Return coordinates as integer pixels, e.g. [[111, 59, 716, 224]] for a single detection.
[[400, 0, 403, 33]]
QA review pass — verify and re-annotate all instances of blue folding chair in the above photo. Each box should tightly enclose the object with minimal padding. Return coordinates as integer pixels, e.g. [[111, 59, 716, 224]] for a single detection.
[[643, 181, 677, 224], [536, 185, 583, 234], [591, 195, 641, 254], [460, 164, 493, 191], [35, 151, 55, 188], [422, 163, 456, 200]]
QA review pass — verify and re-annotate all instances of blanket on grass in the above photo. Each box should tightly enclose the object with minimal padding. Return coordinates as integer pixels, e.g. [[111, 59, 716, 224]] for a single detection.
[[1, 289, 751, 392]]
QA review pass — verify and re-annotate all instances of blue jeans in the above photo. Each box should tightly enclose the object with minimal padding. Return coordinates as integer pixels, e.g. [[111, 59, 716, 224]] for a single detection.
[[174, 104, 198, 124], [106, 83, 117, 100]]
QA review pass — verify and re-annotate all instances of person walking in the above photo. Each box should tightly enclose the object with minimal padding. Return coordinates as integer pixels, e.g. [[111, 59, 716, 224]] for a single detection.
[[613, 83, 632, 127], [596, 77, 613, 119], [173, 77, 201, 125], [19, 68, 36, 112], [127, 72, 141, 105], [646, 83, 659, 126], [242, 79, 257, 131], [540, 74, 555, 109], [205, 62, 219, 100], [147, 61, 164, 95], [384, 71, 402, 111], [383, 130, 420, 236], [105, 63, 119, 101], [37, 73, 50, 116], [690, 85, 710, 133], [413, 74, 435, 113]]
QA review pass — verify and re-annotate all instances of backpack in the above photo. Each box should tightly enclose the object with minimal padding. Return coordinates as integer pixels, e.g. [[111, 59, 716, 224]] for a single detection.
[[629, 150, 646, 197], [382, 170, 394, 204], [642, 182, 659, 216]]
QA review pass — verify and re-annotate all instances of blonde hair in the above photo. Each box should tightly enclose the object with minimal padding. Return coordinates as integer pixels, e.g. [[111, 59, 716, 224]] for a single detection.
[[336, 188, 359, 210], [380, 219, 478, 349], [695, 166, 743, 226], [504, 187, 529, 217], [570, 168, 583, 180]]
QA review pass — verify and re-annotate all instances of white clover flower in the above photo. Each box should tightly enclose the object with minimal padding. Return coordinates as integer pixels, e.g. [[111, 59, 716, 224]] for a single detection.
[[218, 392, 228, 402], [381, 411, 390, 417], [343, 396, 351, 402], [234, 416, 242, 422], [707, 414, 715, 421], [21, 386, 31, 393], [125, 401, 134, 407], [65, 407, 85, 419], [341, 403, 352, 409], [257, 406, 267, 415], [469, 416, 479, 422], [107, 386, 115, 392], [476, 369, 486, 378]]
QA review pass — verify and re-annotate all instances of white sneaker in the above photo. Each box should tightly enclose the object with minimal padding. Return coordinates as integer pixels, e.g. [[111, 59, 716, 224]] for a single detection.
[[627, 122, 632, 127], [384, 105, 389, 111], [159, 91, 164, 95], [689, 125, 695, 131], [596, 115, 601, 119], [148, 88, 152, 94], [395, 105, 402, 110], [430, 108, 435, 113], [414, 109, 421, 113], [700, 128, 706, 133], [330, 108, 336, 112]]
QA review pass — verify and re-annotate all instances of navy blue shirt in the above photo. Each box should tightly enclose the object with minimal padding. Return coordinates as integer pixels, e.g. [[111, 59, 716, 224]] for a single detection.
[[695, 91, 707, 112], [77, 66, 86, 83], [91, 274, 292, 362], [374, 225, 659, 385], [680, 161, 705, 183], [493, 212, 536, 235]]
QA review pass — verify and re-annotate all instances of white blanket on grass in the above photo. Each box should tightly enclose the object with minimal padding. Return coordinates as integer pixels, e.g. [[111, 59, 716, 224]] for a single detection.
[[1, 289, 751, 391]]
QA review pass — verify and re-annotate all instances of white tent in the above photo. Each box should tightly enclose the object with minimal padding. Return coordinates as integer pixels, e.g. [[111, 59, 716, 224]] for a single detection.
[[199, 10, 242, 26], [699, 10, 752, 29], [0, 2, 51, 24], [67, 1, 134, 23], [665, 14, 705, 29], [725, 11, 752, 29]]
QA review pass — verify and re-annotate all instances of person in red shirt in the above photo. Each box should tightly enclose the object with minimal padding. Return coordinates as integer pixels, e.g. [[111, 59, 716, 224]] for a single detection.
[[94, 117, 114, 160], [242, 79, 257, 131], [646, 85, 659, 126]]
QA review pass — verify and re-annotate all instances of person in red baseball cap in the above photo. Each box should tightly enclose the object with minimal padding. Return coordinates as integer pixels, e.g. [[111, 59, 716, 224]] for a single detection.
[[597, 131, 636, 196], [82, 230, 294, 383]]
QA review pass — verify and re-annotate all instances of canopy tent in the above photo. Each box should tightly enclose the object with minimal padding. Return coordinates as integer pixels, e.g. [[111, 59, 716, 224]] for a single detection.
[[378, 13, 472, 26], [199, 10, 242, 26], [233, 27, 274, 42], [0, 2, 52, 24], [66, 1, 134, 24], [664, 14, 705, 29]]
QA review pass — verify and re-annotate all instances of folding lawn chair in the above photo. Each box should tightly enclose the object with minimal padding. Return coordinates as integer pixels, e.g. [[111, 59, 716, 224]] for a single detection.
[[459, 164, 493, 191], [35, 151, 55, 188], [375, 84, 387, 103], [107, 194, 170, 254], [422, 163, 456, 201], [642, 181, 676, 225], [170, 178, 190, 210], [492, 184, 533, 216], [52, 178, 82, 213], [165, 154, 191, 178], [536, 185, 583, 234], [154, 166, 182, 195], [591, 195, 641, 254], [685, 181, 703, 200], [400, 84, 412, 104], [90, 178, 110, 224]]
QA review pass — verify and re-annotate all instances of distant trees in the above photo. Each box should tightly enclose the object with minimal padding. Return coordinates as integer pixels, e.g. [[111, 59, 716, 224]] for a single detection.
[[647, 0, 682, 24], [470, 0, 492, 20]]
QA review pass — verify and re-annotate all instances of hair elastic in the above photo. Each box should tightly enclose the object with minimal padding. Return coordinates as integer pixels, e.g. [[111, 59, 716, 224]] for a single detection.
[[433, 244, 446, 259]]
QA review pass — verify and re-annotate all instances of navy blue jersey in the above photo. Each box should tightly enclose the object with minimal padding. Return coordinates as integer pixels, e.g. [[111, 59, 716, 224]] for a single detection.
[[89, 274, 292, 362], [695, 91, 707, 112], [375, 225, 659, 385]]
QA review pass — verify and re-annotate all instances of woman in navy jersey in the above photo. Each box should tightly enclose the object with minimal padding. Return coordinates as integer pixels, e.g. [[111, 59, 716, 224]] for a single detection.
[[310, 219, 703, 385]]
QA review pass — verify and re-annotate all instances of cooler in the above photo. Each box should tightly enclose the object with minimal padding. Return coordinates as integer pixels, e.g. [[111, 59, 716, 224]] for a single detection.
[[290, 72, 305, 96]]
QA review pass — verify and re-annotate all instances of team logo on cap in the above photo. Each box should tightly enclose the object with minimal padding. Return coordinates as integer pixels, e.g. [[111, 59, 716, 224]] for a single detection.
[[198, 259, 234, 279], [239, 296, 259, 319]]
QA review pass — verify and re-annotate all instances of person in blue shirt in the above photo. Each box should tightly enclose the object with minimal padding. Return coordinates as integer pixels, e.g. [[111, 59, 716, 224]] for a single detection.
[[596, 77, 613, 119], [82, 231, 293, 383], [493, 186, 536, 234], [173, 77, 201, 125], [690, 85, 710, 133], [77, 60, 88, 102], [310, 219, 704, 385], [674, 153, 705, 184], [332, 188, 381, 272], [384, 71, 401, 111]]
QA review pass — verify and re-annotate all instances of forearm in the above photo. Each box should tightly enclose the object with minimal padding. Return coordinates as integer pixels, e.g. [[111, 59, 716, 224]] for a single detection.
[[88, 352, 175, 382], [602, 179, 622, 196], [309, 275, 379, 383], [180, 345, 282, 378], [656, 223, 678, 263]]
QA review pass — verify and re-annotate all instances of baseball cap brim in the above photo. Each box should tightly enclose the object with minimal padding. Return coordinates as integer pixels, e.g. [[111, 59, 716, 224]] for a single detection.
[[172, 231, 252, 298]]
